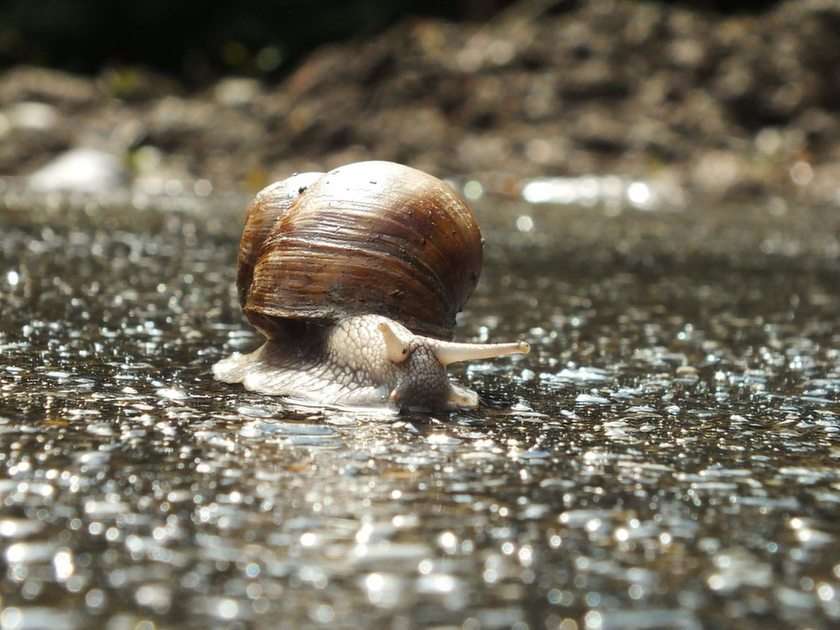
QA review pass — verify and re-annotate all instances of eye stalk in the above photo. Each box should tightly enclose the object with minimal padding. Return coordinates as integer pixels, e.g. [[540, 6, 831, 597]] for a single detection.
[[378, 321, 411, 364], [428, 339, 530, 366], [378, 320, 530, 368]]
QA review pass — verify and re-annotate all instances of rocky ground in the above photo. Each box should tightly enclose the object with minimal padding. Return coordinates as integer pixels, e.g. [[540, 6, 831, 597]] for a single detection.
[[1, 0, 840, 204]]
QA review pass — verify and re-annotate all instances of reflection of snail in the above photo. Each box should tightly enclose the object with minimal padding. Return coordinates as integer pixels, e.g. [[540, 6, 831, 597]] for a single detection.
[[213, 161, 529, 410]]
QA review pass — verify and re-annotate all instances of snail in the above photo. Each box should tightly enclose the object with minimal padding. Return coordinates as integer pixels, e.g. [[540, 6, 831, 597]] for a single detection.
[[213, 160, 529, 410]]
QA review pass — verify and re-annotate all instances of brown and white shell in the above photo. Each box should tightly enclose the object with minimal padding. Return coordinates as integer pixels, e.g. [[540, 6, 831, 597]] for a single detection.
[[236, 161, 483, 341]]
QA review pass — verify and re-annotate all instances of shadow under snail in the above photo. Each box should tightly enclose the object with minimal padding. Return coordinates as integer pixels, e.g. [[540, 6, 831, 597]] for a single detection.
[[213, 160, 529, 411]]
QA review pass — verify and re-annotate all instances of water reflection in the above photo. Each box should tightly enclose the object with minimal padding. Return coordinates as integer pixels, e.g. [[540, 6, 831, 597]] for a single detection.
[[1, 199, 839, 629], [521, 176, 662, 210]]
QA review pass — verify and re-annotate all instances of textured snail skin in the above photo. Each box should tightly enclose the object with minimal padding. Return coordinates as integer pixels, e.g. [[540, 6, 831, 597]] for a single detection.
[[213, 314, 486, 410]]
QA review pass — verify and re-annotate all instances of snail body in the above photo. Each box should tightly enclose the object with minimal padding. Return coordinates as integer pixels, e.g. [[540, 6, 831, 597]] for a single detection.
[[213, 161, 529, 411]]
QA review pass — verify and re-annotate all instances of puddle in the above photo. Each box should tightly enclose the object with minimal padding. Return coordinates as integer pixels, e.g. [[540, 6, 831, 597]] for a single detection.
[[1, 194, 840, 628]]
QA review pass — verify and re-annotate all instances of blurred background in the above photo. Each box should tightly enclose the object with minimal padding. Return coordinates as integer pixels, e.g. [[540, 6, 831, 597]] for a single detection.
[[1, 0, 839, 204]]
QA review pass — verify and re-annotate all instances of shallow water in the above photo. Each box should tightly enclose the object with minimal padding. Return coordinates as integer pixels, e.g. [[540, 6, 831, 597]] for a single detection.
[[1, 195, 840, 629]]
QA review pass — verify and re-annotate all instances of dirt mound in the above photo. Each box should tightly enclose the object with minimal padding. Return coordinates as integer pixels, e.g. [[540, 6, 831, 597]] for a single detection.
[[2, 0, 839, 203]]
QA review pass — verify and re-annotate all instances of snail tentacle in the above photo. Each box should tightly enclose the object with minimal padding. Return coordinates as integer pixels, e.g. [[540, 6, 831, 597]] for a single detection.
[[377, 321, 410, 364], [427, 338, 530, 366]]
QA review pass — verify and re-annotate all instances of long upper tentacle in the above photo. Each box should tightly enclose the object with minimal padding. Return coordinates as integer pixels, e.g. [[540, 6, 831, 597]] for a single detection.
[[428, 338, 530, 366]]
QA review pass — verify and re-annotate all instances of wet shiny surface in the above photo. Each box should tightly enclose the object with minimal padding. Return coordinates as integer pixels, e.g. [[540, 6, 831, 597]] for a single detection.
[[1, 197, 840, 629]]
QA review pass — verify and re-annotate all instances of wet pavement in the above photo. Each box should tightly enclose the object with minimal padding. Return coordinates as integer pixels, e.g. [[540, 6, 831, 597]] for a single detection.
[[1, 192, 839, 629]]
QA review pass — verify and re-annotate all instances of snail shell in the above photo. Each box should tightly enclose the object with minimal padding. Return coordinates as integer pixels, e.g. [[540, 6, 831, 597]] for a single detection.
[[238, 161, 482, 340]]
